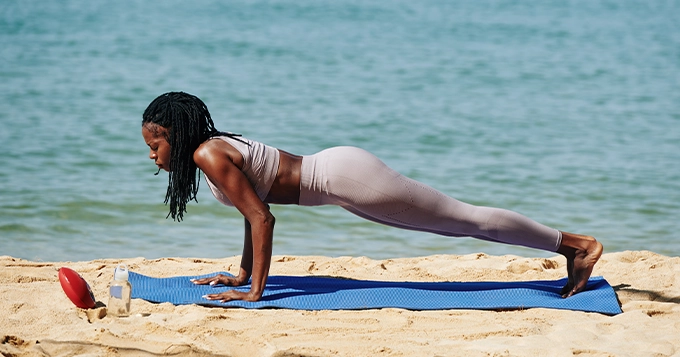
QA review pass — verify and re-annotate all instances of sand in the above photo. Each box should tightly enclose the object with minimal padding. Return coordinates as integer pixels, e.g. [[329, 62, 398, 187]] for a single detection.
[[1, 251, 679, 357]]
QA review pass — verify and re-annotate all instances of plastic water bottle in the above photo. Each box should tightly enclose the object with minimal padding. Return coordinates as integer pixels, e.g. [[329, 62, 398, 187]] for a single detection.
[[108, 265, 131, 317]]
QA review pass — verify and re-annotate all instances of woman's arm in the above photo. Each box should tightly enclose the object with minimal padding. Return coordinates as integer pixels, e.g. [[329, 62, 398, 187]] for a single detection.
[[190, 139, 274, 302], [191, 218, 254, 286], [237, 217, 254, 284]]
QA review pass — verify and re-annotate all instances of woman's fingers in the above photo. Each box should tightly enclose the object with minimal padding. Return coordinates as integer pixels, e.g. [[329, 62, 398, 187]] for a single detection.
[[203, 290, 253, 302], [190, 274, 237, 286]]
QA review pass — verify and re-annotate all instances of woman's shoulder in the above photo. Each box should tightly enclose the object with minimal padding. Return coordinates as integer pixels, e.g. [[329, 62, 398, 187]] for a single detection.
[[194, 137, 245, 170]]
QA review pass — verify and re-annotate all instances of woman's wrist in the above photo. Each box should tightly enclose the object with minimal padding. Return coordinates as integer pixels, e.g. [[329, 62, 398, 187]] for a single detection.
[[246, 288, 263, 301], [234, 273, 250, 286]]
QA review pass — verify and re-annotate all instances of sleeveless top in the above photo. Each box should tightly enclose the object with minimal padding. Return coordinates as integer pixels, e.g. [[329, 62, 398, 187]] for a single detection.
[[203, 135, 280, 207]]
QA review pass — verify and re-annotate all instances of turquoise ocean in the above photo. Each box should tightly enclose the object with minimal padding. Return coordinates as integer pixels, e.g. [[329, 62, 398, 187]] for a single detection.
[[1, 0, 679, 262]]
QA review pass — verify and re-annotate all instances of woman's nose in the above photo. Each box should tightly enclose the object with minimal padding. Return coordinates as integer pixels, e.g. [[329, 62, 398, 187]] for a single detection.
[[149, 150, 156, 160]]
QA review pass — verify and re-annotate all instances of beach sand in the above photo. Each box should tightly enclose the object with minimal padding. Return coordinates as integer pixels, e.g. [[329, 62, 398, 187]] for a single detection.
[[1, 251, 678, 357]]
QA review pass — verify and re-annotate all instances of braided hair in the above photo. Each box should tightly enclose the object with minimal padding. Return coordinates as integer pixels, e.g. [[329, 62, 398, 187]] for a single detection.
[[142, 91, 246, 221]]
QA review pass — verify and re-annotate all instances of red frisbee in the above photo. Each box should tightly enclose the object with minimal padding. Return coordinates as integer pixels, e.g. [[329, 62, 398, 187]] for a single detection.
[[58, 267, 96, 309]]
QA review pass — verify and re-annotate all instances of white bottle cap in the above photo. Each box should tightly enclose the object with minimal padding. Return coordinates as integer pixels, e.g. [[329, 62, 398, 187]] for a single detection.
[[114, 264, 129, 281]]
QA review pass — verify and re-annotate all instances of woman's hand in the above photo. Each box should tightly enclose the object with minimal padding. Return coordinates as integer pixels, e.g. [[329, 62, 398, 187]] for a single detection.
[[202, 289, 262, 302], [191, 273, 248, 287], [192, 274, 264, 302]]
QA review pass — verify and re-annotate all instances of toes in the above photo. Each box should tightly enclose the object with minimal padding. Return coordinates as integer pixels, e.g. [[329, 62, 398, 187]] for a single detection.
[[560, 283, 573, 296], [562, 282, 585, 298]]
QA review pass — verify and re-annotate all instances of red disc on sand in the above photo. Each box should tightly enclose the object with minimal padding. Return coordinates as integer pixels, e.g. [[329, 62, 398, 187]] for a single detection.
[[58, 267, 96, 309]]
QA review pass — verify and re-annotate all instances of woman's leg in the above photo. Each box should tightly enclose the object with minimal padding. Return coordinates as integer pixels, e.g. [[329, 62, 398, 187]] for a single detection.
[[301, 146, 602, 295], [319, 147, 562, 251]]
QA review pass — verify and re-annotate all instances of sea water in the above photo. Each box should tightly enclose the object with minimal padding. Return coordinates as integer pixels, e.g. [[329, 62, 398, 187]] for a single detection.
[[1, 0, 679, 261]]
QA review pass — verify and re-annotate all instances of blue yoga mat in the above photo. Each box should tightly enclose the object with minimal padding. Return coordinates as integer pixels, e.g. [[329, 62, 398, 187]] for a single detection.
[[129, 272, 622, 315]]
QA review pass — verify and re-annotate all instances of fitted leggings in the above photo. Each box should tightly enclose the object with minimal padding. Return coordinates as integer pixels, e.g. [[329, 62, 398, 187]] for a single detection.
[[299, 147, 562, 252]]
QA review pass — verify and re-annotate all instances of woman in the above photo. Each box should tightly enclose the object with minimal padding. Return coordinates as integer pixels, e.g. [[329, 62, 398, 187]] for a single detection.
[[141, 91, 602, 303]]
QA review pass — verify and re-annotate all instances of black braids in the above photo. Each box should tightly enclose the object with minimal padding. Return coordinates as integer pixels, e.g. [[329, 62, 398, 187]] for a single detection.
[[142, 91, 248, 221]]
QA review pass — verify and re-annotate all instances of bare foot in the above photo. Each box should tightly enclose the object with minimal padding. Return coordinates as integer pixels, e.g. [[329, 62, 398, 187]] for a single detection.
[[556, 232, 603, 298]]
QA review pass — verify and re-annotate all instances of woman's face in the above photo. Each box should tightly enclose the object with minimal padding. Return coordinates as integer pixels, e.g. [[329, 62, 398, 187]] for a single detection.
[[142, 123, 171, 172]]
